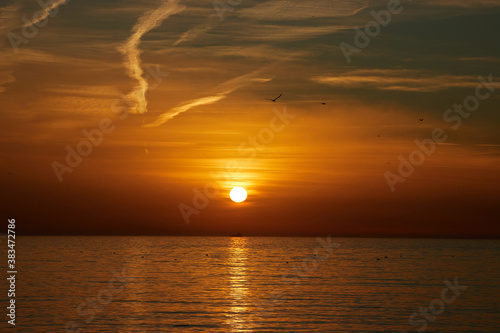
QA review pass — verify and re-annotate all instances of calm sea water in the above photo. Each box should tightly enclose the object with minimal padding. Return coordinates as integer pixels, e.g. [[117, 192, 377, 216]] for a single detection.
[[4, 236, 500, 332]]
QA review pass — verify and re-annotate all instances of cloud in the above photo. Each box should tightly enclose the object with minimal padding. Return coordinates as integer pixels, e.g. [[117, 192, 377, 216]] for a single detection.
[[0, 3, 20, 40], [0, 48, 122, 72], [118, 0, 186, 115], [0, 2, 19, 93], [41, 83, 120, 99], [312, 70, 493, 92], [206, 45, 311, 60], [22, 0, 67, 28], [457, 57, 500, 63], [419, 0, 500, 7], [145, 70, 273, 127], [239, 0, 368, 21], [147, 94, 226, 125], [162, 44, 311, 61], [173, 21, 212, 46], [0, 71, 15, 93], [225, 23, 349, 42]]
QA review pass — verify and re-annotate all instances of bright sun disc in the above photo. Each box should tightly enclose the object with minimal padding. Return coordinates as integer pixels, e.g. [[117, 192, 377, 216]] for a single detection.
[[230, 187, 247, 203]]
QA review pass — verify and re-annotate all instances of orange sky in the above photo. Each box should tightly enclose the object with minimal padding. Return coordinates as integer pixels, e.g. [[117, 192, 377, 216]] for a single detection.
[[1, 0, 500, 237]]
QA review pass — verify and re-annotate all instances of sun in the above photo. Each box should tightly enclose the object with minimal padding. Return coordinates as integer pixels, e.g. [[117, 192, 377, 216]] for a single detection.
[[229, 187, 247, 203]]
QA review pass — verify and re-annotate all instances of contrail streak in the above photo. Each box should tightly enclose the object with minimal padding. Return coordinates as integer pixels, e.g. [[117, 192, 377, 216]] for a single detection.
[[173, 17, 216, 46], [22, 0, 66, 28], [118, 0, 186, 114], [145, 70, 273, 127]]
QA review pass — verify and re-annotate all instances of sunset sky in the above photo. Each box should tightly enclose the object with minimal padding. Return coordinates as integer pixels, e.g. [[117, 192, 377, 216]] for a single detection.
[[1, 0, 499, 237]]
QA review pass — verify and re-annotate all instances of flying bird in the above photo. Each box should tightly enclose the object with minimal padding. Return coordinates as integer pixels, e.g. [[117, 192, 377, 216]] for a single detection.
[[266, 93, 282, 102], [419, 118, 424, 122], [321, 102, 326, 105]]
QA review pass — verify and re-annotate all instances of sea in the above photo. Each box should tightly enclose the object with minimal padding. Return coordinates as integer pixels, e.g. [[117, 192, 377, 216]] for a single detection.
[[4, 236, 500, 332]]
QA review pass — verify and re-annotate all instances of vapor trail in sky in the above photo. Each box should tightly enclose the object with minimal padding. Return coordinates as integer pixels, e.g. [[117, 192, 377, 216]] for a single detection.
[[118, 0, 186, 114], [22, 0, 66, 28], [145, 70, 273, 127]]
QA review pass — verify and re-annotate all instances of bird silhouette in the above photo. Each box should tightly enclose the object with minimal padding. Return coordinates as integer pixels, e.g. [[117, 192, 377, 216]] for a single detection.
[[419, 118, 424, 122], [266, 93, 282, 102], [321, 102, 326, 105]]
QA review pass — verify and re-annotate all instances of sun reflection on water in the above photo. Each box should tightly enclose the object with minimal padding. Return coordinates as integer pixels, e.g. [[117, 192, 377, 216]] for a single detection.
[[226, 237, 251, 331]]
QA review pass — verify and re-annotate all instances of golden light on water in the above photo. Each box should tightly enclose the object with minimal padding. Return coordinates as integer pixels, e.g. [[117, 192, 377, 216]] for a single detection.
[[226, 238, 250, 329], [230, 187, 247, 203]]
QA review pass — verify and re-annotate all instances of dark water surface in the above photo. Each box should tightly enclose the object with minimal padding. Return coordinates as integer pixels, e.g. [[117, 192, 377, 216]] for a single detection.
[[5, 236, 500, 332]]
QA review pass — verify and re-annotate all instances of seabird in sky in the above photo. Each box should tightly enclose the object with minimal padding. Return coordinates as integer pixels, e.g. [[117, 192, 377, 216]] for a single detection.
[[266, 93, 282, 102]]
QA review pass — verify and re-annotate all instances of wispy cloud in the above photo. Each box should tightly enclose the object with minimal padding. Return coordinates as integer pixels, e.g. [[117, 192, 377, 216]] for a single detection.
[[312, 70, 492, 92], [0, 48, 122, 71], [0, 71, 15, 93], [118, 0, 186, 115], [145, 70, 272, 127], [42, 83, 120, 99], [162, 44, 311, 61], [239, 0, 368, 21], [0, 3, 20, 39], [457, 57, 500, 63], [22, 0, 66, 28], [229, 23, 348, 42], [0, 2, 19, 94], [420, 0, 500, 7], [173, 21, 212, 46]]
